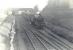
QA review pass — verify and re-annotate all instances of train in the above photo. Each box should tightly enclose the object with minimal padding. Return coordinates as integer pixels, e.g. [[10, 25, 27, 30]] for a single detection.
[[30, 14, 46, 29]]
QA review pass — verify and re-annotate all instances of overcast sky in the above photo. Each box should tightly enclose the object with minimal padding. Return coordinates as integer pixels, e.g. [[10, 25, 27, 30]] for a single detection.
[[0, 0, 48, 18], [0, 0, 73, 11], [0, 0, 73, 18], [0, 0, 48, 11]]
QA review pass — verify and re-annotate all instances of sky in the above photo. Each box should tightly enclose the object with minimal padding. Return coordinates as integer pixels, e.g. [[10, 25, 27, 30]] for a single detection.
[[0, 0, 73, 10], [0, 0, 73, 18], [0, 0, 48, 11], [0, 0, 48, 18]]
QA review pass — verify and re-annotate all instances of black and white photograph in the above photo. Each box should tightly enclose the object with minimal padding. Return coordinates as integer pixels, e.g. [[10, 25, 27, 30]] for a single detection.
[[0, 0, 73, 50]]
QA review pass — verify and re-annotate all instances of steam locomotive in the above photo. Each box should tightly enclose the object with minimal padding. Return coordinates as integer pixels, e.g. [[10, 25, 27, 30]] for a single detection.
[[30, 14, 45, 29]]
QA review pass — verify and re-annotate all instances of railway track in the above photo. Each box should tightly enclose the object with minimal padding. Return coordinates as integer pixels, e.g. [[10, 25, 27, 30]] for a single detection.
[[17, 23, 73, 50], [45, 23, 73, 43], [13, 16, 73, 50]]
